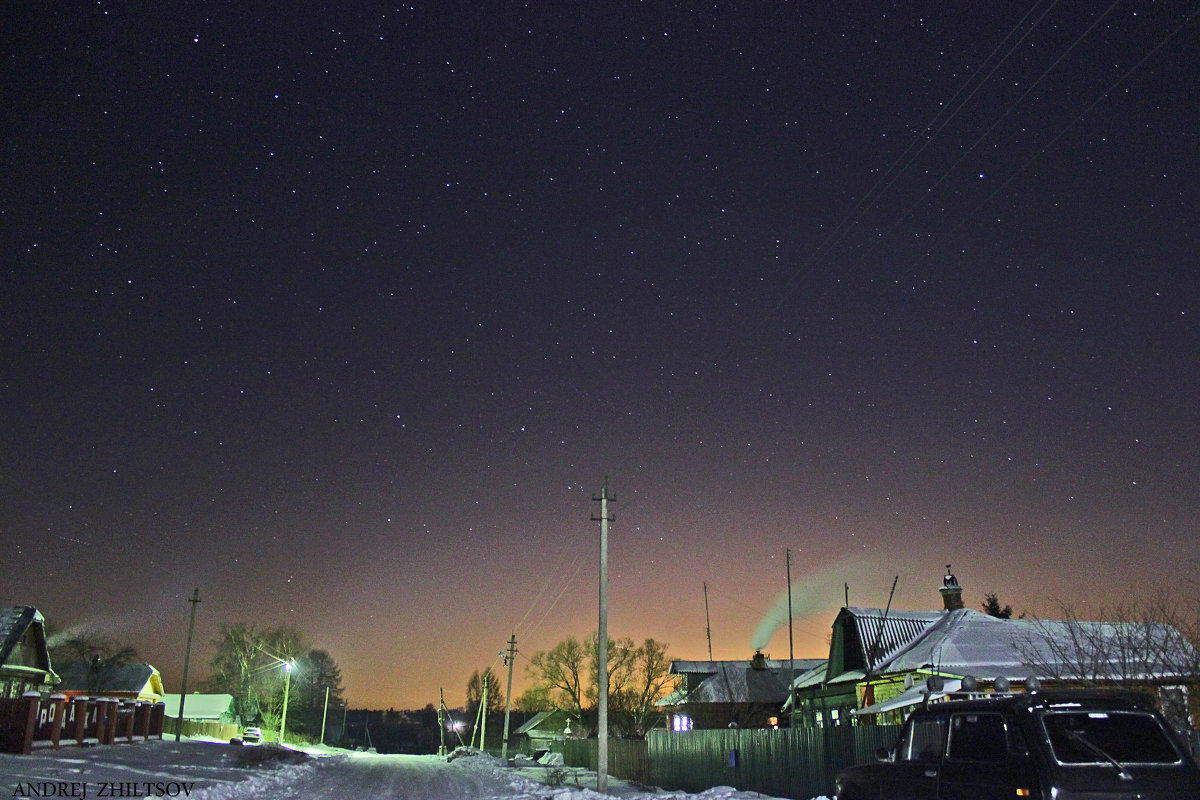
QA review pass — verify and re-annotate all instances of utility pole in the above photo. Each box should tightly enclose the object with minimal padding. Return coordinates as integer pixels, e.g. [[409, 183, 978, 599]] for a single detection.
[[500, 633, 517, 759], [437, 688, 447, 756], [479, 673, 489, 751], [279, 661, 293, 745], [703, 582, 713, 661], [320, 686, 330, 745], [591, 477, 614, 794], [786, 550, 795, 727], [175, 587, 200, 741]]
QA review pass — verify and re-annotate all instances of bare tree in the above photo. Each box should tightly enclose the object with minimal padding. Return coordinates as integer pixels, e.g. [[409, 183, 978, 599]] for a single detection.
[[1017, 591, 1200, 731], [613, 638, 676, 736], [46, 625, 139, 668], [525, 635, 588, 718], [203, 623, 306, 725], [524, 633, 675, 737]]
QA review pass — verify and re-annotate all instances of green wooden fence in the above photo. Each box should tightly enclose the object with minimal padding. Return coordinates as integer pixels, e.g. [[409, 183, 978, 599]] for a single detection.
[[560, 725, 902, 800]]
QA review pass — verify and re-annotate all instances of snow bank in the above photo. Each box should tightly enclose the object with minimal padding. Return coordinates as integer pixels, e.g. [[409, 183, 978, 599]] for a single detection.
[[0, 738, 830, 800]]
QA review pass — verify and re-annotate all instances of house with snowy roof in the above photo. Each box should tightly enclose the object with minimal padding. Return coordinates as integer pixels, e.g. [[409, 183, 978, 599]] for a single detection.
[[511, 708, 574, 755], [791, 567, 1200, 729], [658, 654, 825, 730], [56, 659, 165, 704], [161, 693, 238, 724], [0, 606, 58, 699]]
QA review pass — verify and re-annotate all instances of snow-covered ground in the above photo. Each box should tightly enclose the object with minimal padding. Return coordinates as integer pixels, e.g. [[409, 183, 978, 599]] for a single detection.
[[0, 739, 833, 800]]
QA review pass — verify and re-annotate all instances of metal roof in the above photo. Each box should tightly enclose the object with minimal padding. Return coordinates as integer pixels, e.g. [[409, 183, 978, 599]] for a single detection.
[[879, 609, 1200, 682], [665, 660, 796, 705], [845, 607, 943, 669]]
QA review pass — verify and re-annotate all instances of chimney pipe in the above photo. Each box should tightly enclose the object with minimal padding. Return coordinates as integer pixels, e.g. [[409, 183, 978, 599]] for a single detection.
[[940, 564, 964, 611]]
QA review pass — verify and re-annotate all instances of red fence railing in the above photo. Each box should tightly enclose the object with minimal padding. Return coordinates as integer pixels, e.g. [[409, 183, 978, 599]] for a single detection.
[[0, 692, 165, 754]]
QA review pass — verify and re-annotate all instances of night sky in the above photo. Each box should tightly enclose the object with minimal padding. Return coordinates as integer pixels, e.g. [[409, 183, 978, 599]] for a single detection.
[[4, 2, 1199, 711]]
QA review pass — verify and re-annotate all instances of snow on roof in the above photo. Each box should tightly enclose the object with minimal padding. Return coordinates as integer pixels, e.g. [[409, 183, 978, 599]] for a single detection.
[[161, 693, 236, 720], [665, 660, 807, 705], [671, 658, 825, 675], [56, 661, 161, 694], [876, 608, 1200, 681], [0, 605, 43, 665], [513, 709, 569, 735], [844, 607, 943, 668]]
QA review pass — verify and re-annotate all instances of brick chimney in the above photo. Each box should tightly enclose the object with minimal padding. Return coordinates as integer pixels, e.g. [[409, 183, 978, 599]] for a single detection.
[[939, 564, 964, 611]]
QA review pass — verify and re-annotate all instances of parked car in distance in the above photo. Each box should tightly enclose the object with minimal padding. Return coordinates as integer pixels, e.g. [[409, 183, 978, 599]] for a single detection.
[[835, 687, 1200, 800], [241, 726, 263, 744]]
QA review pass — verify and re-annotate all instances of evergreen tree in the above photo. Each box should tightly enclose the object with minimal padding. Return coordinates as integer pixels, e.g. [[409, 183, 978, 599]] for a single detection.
[[982, 592, 1014, 619]]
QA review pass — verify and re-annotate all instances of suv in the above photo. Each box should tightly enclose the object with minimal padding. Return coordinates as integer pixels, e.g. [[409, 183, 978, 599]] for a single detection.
[[835, 689, 1199, 799]]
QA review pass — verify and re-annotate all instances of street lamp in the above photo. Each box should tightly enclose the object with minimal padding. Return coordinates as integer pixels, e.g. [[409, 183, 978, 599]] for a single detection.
[[279, 660, 294, 745]]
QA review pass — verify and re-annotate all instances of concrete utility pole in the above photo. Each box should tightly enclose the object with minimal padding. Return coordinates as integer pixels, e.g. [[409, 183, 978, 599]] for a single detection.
[[479, 673, 489, 751], [591, 477, 615, 794], [279, 661, 293, 744], [500, 633, 517, 759], [175, 587, 201, 741], [437, 688, 447, 756], [320, 686, 330, 745]]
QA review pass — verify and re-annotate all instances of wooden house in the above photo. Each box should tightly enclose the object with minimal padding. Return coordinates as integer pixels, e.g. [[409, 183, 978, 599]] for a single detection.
[[0, 606, 58, 699], [55, 660, 165, 704], [792, 569, 1200, 731], [659, 654, 825, 730]]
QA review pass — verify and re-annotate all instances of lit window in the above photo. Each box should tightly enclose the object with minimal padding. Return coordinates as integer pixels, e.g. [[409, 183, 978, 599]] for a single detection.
[[672, 714, 693, 732]]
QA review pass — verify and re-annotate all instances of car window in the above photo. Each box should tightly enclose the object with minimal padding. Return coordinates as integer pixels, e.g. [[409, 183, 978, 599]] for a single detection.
[[1041, 711, 1183, 765], [899, 714, 947, 762], [947, 713, 1008, 762]]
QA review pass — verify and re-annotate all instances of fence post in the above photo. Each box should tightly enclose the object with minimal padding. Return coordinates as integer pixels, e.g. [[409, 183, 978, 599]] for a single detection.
[[134, 702, 149, 740], [121, 701, 136, 742], [103, 699, 118, 745], [150, 703, 165, 739], [49, 695, 67, 749], [94, 698, 109, 744], [72, 697, 89, 745], [20, 693, 40, 755]]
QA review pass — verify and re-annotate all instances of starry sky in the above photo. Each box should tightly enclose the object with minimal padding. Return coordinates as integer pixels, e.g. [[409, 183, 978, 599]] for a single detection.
[[3, 1, 1199, 711]]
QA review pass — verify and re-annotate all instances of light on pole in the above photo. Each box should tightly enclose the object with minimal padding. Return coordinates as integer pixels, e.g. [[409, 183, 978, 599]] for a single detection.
[[279, 660, 294, 745]]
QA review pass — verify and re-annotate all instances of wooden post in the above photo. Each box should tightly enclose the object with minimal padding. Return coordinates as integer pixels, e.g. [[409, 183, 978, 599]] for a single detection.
[[50, 695, 66, 749], [94, 698, 109, 744], [20, 693, 40, 755], [72, 697, 88, 745], [134, 701, 149, 740], [103, 700, 118, 745], [150, 703, 165, 739], [122, 701, 136, 742]]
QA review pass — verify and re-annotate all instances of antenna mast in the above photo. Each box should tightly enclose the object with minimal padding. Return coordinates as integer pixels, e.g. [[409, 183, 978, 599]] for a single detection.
[[703, 582, 713, 660], [867, 575, 900, 673], [786, 550, 795, 725]]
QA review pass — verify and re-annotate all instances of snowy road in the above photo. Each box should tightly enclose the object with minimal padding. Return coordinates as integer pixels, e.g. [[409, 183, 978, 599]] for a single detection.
[[1, 740, 798, 800], [194, 752, 550, 800]]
